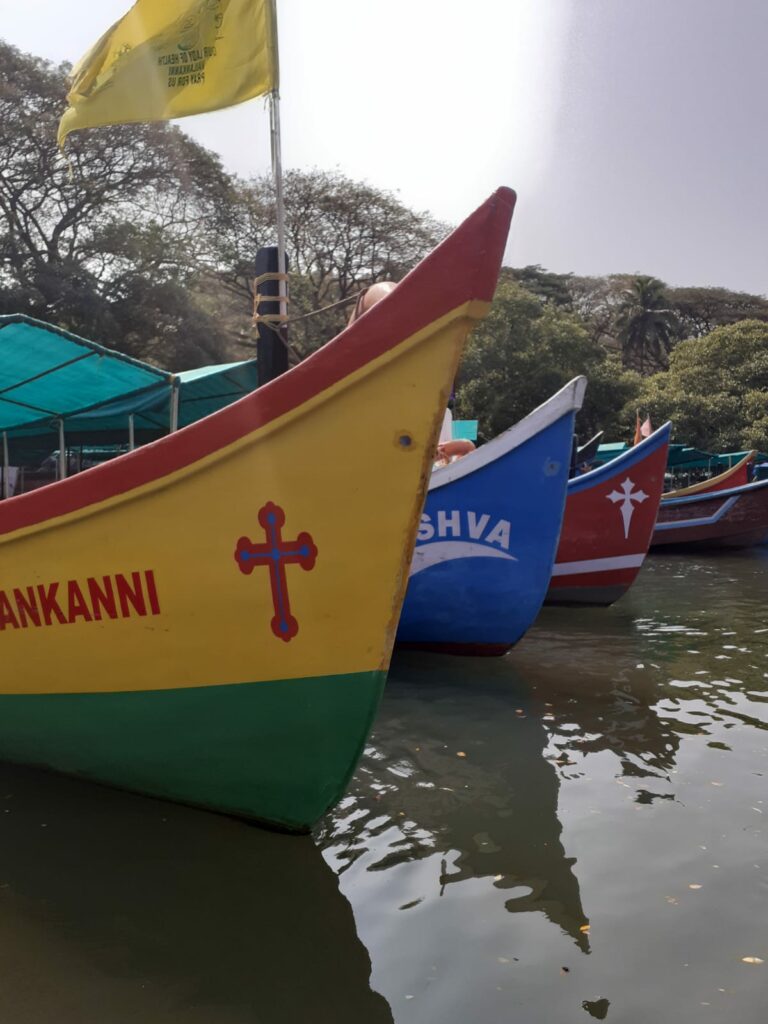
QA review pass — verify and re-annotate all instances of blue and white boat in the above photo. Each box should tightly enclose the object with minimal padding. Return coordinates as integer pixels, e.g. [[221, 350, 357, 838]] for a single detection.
[[396, 377, 586, 655]]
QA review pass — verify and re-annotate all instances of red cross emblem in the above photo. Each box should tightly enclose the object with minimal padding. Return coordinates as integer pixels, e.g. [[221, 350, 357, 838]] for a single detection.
[[234, 502, 318, 642]]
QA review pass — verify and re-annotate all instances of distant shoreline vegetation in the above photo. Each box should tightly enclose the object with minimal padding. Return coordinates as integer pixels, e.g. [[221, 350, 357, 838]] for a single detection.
[[1, 39, 767, 452]]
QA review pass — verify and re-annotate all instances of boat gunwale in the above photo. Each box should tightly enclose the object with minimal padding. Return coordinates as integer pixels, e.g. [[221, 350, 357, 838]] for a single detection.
[[566, 422, 671, 495], [428, 375, 586, 492], [0, 188, 516, 538], [661, 451, 756, 500], [657, 476, 768, 509]]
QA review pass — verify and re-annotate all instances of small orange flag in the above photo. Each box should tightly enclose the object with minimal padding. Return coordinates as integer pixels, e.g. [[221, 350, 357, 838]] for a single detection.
[[633, 411, 642, 446]]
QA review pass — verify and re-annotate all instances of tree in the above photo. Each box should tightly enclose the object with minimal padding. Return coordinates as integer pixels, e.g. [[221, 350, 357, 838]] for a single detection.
[[454, 279, 641, 442], [613, 275, 679, 374], [216, 169, 448, 358], [0, 40, 452, 368], [668, 285, 768, 339], [638, 319, 768, 451], [0, 40, 239, 366], [507, 265, 573, 308], [565, 273, 632, 349]]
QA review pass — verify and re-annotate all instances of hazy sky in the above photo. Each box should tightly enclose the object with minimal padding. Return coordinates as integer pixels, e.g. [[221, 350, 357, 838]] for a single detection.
[[2, 0, 767, 294]]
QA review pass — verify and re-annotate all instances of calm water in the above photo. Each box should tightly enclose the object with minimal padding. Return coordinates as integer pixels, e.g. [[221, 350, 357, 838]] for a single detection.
[[1, 553, 767, 1022]]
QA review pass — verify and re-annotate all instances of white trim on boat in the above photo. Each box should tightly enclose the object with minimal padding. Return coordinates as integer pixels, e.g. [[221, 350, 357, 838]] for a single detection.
[[410, 540, 518, 576], [429, 376, 587, 492], [551, 553, 646, 576], [660, 478, 768, 508]]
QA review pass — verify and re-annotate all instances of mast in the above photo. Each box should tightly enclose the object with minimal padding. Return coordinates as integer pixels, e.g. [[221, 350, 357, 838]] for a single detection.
[[269, 90, 287, 323], [254, 0, 289, 384], [269, 0, 287, 323]]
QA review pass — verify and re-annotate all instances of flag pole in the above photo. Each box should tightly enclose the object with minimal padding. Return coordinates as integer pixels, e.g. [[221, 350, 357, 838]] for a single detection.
[[269, 89, 287, 324], [268, 0, 287, 326]]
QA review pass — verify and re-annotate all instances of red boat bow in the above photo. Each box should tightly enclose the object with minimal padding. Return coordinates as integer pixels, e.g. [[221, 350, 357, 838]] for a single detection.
[[546, 423, 671, 606]]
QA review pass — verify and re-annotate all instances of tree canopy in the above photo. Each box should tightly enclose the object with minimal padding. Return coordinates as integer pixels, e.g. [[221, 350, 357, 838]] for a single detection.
[[0, 41, 444, 367], [1, 39, 767, 454], [455, 275, 641, 443], [0, 40, 240, 366], [639, 320, 768, 451], [668, 285, 768, 339], [613, 275, 679, 374], [216, 169, 446, 358]]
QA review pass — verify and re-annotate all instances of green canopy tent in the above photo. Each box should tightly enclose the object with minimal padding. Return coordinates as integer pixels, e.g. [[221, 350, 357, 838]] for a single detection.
[[592, 442, 630, 465], [665, 445, 714, 471], [7, 359, 259, 452], [590, 436, 768, 479], [0, 315, 258, 493], [708, 450, 768, 467]]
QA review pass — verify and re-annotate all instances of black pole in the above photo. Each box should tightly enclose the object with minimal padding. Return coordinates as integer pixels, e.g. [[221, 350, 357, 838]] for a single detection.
[[255, 246, 289, 385]]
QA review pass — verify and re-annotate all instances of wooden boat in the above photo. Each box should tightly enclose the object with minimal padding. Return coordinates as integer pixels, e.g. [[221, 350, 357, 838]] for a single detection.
[[651, 477, 768, 550], [662, 451, 755, 498], [546, 423, 671, 606], [0, 187, 515, 832], [396, 377, 586, 655]]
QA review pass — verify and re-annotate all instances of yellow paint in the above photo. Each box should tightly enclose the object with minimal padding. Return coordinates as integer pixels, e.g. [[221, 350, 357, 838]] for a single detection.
[[0, 302, 487, 695], [59, 0, 278, 146]]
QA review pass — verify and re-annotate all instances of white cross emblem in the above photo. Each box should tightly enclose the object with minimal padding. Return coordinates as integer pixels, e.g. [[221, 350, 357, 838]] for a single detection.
[[606, 477, 648, 539]]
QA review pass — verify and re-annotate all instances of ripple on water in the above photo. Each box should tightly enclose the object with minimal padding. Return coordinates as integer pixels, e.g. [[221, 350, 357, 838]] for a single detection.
[[317, 552, 768, 1023]]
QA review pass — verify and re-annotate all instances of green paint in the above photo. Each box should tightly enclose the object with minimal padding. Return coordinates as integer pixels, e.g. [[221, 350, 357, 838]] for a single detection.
[[0, 671, 385, 832]]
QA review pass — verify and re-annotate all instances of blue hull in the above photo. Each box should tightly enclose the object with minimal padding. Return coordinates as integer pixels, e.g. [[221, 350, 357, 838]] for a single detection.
[[396, 381, 584, 655]]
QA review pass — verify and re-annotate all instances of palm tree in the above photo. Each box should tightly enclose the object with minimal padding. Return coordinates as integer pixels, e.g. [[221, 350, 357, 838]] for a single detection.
[[614, 276, 679, 374]]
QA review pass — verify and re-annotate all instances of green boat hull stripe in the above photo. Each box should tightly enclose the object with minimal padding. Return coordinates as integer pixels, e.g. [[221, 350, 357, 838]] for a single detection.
[[0, 671, 385, 832]]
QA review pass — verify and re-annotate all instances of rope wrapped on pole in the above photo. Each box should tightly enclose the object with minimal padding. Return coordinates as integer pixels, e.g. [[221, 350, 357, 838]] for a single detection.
[[252, 271, 291, 326]]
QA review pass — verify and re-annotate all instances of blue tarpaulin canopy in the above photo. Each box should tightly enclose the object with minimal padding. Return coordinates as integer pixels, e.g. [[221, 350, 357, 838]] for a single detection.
[[710, 450, 768, 466], [0, 314, 170, 431], [0, 316, 258, 460], [594, 441, 768, 474], [594, 442, 714, 468], [594, 442, 716, 469], [593, 442, 630, 464], [665, 445, 714, 469], [452, 420, 478, 442]]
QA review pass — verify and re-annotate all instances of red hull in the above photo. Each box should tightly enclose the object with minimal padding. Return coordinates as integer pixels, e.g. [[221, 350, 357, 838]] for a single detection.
[[692, 463, 749, 493], [662, 452, 754, 499], [546, 425, 670, 606], [651, 480, 768, 550]]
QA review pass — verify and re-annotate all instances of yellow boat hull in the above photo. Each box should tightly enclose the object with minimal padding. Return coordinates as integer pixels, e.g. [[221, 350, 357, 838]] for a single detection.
[[0, 189, 515, 830]]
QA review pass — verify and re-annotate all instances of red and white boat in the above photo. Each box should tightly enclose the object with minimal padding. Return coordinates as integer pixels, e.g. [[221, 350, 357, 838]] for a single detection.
[[545, 423, 671, 605], [651, 476, 768, 550]]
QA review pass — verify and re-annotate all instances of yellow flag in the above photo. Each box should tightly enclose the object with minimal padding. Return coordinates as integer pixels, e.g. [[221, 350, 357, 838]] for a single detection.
[[58, 0, 278, 147]]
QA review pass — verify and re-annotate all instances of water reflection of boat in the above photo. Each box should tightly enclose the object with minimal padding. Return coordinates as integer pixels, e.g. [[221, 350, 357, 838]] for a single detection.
[[320, 654, 590, 951], [0, 763, 393, 1023], [513, 610, 682, 780], [522, 553, 768, 778]]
